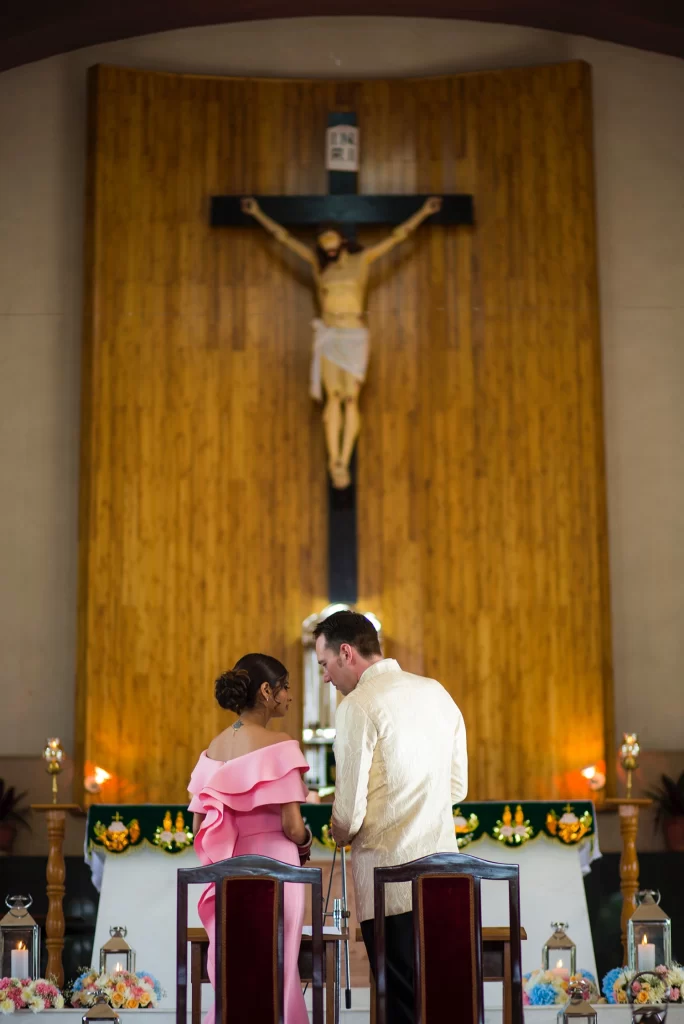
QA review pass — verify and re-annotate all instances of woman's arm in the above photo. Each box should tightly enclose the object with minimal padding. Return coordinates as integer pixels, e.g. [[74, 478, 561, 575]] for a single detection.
[[281, 801, 308, 846], [241, 197, 317, 268]]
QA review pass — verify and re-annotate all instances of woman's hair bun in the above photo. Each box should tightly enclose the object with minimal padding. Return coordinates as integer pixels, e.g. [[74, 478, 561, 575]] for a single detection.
[[215, 668, 251, 713], [214, 654, 288, 714]]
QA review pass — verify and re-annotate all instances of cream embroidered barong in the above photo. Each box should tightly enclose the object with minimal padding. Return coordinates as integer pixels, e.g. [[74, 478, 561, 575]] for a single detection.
[[332, 658, 468, 922]]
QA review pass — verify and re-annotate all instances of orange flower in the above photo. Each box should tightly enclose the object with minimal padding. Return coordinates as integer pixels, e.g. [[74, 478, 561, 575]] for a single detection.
[[126, 998, 139, 1009], [115, 983, 126, 996], [111, 994, 124, 1008], [636, 991, 650, 1004], [139, 994, 151, 1007], [616, 991, 627, 1003]]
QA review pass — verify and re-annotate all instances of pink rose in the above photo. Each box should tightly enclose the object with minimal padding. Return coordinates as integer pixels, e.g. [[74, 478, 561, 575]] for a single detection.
[[523, 992, 530, 1006], [632, 982, 641, 993], [671, 987, 680, 1001]]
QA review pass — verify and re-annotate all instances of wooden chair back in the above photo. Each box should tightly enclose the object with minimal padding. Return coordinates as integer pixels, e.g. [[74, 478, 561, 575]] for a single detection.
[[177, 855, 324, 1024], [373, 852, 523, 1024]]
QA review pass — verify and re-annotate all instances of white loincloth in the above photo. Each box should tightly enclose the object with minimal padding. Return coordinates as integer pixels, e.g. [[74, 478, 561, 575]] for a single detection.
[[309, 318, 370, 403]]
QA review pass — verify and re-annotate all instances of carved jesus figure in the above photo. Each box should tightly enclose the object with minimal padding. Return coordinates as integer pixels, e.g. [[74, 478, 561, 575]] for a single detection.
[[241, 195, 442, 489]]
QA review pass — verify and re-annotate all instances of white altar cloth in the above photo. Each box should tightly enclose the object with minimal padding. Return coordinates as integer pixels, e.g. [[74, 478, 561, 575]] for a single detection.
[[45, 1005, 684, 1024], [88, 833, 597, 1009]]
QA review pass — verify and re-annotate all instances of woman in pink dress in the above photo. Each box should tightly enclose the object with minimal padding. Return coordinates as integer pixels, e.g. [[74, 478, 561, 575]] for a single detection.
[[188, 654, 313, 1024]]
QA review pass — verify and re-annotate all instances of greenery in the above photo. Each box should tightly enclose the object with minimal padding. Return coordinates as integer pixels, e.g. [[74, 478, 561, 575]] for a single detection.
[[645, 771, 684, 830], [0, 778, 30, 829]]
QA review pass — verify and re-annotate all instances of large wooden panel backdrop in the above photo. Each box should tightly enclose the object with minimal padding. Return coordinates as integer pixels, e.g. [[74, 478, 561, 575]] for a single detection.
[[77, 62, 613, 804]]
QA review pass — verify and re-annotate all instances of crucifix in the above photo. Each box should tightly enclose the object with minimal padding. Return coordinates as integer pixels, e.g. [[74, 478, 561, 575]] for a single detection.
[[211, 112, 474, 603]]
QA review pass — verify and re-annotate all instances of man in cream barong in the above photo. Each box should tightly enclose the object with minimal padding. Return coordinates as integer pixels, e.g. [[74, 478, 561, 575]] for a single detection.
[[314, 610, 468, 1024], [241, 195, 442, 489]]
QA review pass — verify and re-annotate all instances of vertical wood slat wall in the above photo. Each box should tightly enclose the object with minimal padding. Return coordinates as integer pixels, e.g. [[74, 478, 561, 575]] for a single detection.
[[77, 62, 612, 803]]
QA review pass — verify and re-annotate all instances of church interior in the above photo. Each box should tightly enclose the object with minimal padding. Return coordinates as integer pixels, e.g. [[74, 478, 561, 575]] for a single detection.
[[1, 4, 683, 1023]]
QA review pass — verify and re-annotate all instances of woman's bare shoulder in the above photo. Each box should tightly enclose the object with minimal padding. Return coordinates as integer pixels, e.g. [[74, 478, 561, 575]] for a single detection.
[[263, 731, 295, 747]]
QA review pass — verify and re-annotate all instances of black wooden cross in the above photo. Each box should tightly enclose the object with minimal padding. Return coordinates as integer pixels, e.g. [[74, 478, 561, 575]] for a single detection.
[[210, 112, 474, 605]]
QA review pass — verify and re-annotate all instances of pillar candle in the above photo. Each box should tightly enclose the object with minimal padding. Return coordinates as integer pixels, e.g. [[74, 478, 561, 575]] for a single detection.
[[637, 937, 656, 972], [11, 945, 29, 979]]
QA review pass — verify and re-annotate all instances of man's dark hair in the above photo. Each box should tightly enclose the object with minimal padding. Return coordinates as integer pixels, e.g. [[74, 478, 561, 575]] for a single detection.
[[313, 610, 381, 659]]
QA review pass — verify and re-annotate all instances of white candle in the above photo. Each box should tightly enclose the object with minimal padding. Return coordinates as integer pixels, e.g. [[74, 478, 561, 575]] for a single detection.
[[11, 944, 29, 979], [637, 935, 656, 972]]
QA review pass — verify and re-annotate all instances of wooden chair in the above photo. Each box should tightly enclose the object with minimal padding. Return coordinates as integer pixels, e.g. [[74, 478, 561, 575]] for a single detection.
[[177, 855, 324, 1024], [373, 852, 523, 1024]]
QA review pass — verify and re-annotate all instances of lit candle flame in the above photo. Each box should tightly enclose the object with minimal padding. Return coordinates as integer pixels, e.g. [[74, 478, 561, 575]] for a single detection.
[[115, 962, 122, 973], [94, 766, 112, 785], [556, 959, 563, 969], [642, 934, 648, 945], [17, 942, 26, 951], [581, 765, 596, 780]]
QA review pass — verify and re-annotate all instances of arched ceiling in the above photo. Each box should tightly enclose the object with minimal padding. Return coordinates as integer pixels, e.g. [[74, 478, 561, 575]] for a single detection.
[[1, 0, 682, 72]]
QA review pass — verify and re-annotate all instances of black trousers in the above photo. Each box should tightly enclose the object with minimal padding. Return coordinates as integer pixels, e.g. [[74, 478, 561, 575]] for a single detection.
[[361, 912, 415, 1024]]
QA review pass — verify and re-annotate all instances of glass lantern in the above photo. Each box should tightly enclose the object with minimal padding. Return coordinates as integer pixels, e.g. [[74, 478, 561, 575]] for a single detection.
[[628, 891, 672, 973], [81, 995, 120, 1024], [557, 980, 598, 1023], [99, 926, 135, 974], [543, 922, 577, 977], [0, 895, 41, 980]]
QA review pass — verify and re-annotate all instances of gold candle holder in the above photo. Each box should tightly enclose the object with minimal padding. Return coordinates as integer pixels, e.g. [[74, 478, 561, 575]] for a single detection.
[[619, 732, 640, 799], [42, 738, 65, 804]]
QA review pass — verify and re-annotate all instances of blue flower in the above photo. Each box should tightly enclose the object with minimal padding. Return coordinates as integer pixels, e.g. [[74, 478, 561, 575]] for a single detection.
[[136, 970, 163, 1000], [528, 983, 558, 1006], [602, 967, 626, 1003], [579, 969, 596, 985]]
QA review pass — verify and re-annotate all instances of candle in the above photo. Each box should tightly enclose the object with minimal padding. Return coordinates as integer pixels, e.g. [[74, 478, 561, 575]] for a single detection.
[[637, 934, 656, 971], [551, 958, 570, 982], [115, 962, 123, 973], [11, 942, 29, 979]]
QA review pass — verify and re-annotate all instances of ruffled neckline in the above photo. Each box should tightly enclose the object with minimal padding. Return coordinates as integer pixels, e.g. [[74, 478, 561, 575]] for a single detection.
[[202, 738, 302, 765]]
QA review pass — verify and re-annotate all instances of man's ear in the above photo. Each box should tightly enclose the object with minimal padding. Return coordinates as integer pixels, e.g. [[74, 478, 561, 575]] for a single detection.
[[339, 643, 353, 664]]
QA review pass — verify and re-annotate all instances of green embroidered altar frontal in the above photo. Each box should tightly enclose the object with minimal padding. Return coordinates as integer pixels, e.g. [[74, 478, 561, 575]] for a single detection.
[[86, 800, 595, 855]]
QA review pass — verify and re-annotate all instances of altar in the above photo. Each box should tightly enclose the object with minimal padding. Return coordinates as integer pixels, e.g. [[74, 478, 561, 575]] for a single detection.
[[85, 800, 600, 1012]]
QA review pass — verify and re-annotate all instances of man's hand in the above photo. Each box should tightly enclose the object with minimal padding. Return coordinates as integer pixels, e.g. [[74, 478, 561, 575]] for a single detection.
[[241, 196, 259, 216], [424, 196, 443, 216]]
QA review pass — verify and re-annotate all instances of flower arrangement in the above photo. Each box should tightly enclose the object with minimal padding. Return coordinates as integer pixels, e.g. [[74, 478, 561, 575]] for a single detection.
[[523, 969, 599, 1006], [0, 978, 64, 1014], [602, 964, 684, 1004], [69, 968, 163, 1010]]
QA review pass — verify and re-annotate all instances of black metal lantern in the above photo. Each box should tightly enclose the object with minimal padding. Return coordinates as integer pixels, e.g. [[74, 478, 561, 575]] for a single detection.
[[99, 926, 135, 975], [557, 979, 598, 1023], [543, 922, 577, 977], [0, 895, 41, 980], [628, 892, 672, 973]]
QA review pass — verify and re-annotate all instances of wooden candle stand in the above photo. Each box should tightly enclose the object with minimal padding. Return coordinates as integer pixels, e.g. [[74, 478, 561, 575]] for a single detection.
[[600, 797, 652, 965], [30, 803, 84, 986]]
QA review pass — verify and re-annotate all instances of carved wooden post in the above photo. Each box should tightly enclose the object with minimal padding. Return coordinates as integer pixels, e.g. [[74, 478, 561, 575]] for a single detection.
[[31, 804, 83, 986], [603, 798, 651, 964]]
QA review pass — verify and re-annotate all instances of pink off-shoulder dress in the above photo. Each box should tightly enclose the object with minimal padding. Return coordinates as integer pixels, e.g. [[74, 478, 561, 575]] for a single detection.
[[188, 740, 310, 1024]]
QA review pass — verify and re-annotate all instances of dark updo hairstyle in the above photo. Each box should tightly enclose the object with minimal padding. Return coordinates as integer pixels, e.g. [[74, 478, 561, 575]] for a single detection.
[[214, 653, 288, 714]]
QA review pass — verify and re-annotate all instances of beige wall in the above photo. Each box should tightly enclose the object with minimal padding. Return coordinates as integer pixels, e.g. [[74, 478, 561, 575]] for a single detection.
[[1, 18, 682, 852]]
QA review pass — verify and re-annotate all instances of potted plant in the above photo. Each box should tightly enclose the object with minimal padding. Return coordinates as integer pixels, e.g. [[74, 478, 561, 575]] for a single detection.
[[0, 779, 30, 854], [645, 771, 684, 851]]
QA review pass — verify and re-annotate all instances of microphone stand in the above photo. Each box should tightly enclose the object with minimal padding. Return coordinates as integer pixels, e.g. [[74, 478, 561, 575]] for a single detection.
[[323, 845, 352, 1021]]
